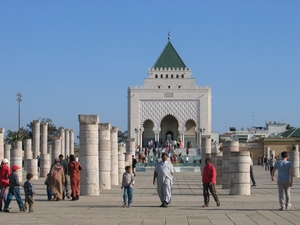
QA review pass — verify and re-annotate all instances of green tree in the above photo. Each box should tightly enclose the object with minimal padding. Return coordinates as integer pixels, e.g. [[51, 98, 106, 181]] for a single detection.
[[118, 130, 128, 142], [5, 128, 28, 145]]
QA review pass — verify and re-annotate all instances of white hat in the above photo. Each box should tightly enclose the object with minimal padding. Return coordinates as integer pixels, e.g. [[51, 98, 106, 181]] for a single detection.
[[2, 158, 9, 164]]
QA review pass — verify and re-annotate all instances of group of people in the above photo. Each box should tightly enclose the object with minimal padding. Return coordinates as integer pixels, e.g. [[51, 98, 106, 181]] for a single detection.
[[0, 158, 35, 213], [45, 154, 82, 201], [0, 153, 82, 213], [124, 152, 220, 208]]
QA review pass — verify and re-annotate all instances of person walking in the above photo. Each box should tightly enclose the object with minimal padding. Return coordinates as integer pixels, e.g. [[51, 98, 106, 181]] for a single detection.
[[153, 153, 174, 207], [121, 166, 135, 208], [0, 158, 10, 211], [59, 154, 71, 200], [132, 155, 137, 176], [202, 158, 220, 207], [3, 165, 25, 212], [250, 157, 257, 187], [23, 173, 35, 213], [271, 151, 293, 211], [68, 154, 82, 201], [269, 154, 277, 176]]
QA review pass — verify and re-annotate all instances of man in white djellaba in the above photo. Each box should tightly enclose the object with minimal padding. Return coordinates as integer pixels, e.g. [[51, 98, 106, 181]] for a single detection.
[[153, 152, 174, 207]]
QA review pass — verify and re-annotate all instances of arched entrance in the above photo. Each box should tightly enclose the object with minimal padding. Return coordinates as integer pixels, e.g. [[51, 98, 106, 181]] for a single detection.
[[184, 119, 197, 147], [160, 115, 179, 145], [142, 119, 154, 148]]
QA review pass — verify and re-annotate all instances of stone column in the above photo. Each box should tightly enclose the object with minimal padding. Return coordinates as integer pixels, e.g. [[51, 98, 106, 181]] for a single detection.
[[47, 144, 52, 165], [125, 138, 135, 166], [289, 145, 299, 178], [11, 141, 23, 182], [211, 153, 217, 167], [271, 150, 276, 157], [216, 151, 223, 185], [32, 120, 40, 159], [4, 144, 11, 162], [69, 129, 74, 155], [51, 137, 61, 162], [118, 146, 125, 183], [27, 159, 38, 180], [65, 129, 70, 157], [111, 126, 119, 186], [40, 122, 48, 155], [24, 138, 32, 170], [222, 141, 239, 189], [229, 151, 251, 195], [98, 123, 111, 190], [79, 115, 99, 196], [0, 128, 4, 160], [59, 127, 65, 155], [201, 135, 211, 171], [40, 154, 51, 177]]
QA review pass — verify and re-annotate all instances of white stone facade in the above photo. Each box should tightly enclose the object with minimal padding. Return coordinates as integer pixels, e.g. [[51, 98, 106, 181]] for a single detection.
[[128, 42, 211, 148]]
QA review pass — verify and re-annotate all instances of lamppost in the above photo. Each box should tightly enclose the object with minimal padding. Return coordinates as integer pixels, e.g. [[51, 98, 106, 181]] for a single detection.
[[198, 128, 205, 149], [16, 92, 22, 132]]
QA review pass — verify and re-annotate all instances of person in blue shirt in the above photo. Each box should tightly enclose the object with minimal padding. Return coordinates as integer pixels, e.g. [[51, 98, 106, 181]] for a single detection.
[[271, 151, 293, 211]]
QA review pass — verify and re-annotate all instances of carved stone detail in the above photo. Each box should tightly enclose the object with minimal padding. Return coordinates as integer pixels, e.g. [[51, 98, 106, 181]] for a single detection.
[[140, 100, 198, 128]]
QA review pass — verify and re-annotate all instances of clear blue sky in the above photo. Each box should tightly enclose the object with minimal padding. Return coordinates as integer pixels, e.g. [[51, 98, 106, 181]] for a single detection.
[[1, 1, 299, 139]]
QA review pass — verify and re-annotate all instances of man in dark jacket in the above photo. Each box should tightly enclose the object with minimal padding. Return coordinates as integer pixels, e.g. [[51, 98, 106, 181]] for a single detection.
[[59, 154, 70, 199]]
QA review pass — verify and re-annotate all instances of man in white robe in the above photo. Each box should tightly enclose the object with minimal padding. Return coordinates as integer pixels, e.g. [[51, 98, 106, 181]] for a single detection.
[[153, 153, 174, 207]]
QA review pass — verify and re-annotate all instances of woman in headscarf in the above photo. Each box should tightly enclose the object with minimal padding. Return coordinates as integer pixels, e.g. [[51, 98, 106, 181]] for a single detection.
[[68, 154, 82, 200], [47, 158, 65, 201]]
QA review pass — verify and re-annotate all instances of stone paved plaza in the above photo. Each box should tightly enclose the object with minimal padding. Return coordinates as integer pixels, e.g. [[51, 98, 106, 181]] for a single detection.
[[1, 166, 300, 225]]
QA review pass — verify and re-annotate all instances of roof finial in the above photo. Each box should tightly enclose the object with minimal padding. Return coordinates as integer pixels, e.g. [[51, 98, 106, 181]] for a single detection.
[[168, 31, 171, 41]]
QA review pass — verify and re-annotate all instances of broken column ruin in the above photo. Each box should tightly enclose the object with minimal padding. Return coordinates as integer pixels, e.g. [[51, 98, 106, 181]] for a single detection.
[[110, 126, 119, 186]]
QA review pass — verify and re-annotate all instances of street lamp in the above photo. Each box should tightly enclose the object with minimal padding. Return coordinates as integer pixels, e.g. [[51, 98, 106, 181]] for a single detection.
[[16, 92, 22, 132]]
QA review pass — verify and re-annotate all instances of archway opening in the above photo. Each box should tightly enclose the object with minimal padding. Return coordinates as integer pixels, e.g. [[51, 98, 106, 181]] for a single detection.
[[142, 120, 154, 148], [160, 115, 179, 145], [185, 119, 196, 148]]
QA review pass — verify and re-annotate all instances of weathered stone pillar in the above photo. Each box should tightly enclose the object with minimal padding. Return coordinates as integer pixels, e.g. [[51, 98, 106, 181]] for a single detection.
[[271, 150, 276, 157], [40, 122, 48, 155], [32, 120, 40, 159], [111, 126, 119, 186], [201, 135, 211, 171], [24, 138, 32, 170], [59, 127, 65, 155], [98, 123, 111, 190], [125, 138, 135, 166], [0, 128, 4, 160], [47, 144, 52, 165], [289, 145, 299, 178], [118, 146, 125, 184], [222, 141, 239, 189], [51, 137, 61, 162], [40, 154, 51, 177], [4, 144, 11, 162], [64, 129, 70, 158], [264, 146, 270, 157], [11, 141, 23, 182], [27, 159, 38, 180], [216, 152, 223, 185], [79, 115, 99, 196], [229, 151, 251, 195], [69, 129, 74, 155], [211, 153, 217, 167]]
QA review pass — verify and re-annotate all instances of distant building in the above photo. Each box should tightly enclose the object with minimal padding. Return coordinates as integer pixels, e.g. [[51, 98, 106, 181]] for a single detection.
[[127, 39, 212, 148], [220, 121, 287, 143]]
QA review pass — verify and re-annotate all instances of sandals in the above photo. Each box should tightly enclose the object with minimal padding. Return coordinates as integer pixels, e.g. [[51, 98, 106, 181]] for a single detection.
[[202, 203, 209, 207], [217, 201, 220, 207]]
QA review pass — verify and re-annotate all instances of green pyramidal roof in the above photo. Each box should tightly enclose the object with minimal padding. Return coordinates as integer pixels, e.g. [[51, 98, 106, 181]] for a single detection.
[[153, 41, 186, 69]]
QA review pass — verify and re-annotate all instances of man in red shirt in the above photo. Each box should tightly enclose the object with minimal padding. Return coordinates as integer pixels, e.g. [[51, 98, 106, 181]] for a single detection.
[[0, 158, 10, 211], [202, 158, 220, 207]]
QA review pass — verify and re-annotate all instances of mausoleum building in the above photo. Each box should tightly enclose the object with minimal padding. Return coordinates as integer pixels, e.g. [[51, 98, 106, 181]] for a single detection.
[[127, 40, 212, 148]]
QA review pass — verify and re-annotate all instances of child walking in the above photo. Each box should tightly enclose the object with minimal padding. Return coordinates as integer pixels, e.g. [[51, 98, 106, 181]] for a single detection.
[[4, 165, 24, 212], [24, 173, 35, 213], [121, 166, 135, 208]]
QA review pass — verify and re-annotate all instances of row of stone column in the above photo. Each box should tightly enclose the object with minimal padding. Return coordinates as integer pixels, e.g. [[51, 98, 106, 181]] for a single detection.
[[78, 115, 135, 196]]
